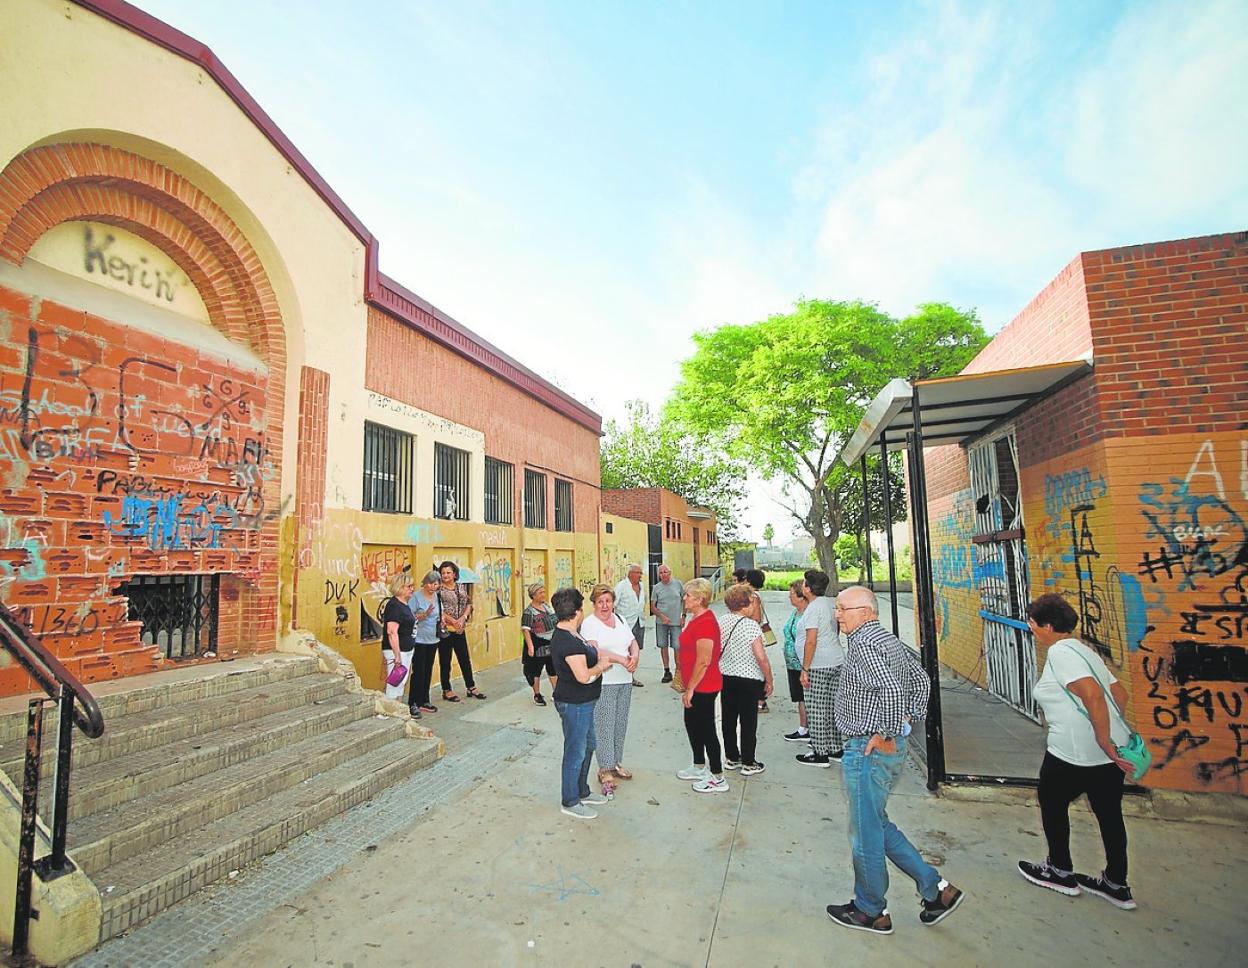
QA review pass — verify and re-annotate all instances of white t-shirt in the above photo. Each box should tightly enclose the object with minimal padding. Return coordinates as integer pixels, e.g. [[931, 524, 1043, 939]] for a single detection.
[[718, 614, 765, 680], [1033, 638, 1130, 766], [796, 596, 843, 669], [613, 579, 646, 627], [580, 613, 635, 685]]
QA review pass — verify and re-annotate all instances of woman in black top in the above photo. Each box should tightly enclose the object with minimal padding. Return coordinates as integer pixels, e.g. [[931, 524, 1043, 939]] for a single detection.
[[550, 587, 616, 820], [382, 572, 418, 710], [437, 560, 486, 702]]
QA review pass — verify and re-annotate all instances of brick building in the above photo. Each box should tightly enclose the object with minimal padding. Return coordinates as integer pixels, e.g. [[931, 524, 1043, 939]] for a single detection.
[[0, 0, 603, 695], [601, 487, 719, 585], [847, 231, 1247, 797]]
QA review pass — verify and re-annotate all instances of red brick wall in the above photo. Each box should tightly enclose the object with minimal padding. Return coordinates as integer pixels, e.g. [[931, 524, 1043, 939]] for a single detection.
[[601, 488, 662, 525], [366, 307, 600, 529], [292, 366, 330, 624], [0, 286, 275, 693]]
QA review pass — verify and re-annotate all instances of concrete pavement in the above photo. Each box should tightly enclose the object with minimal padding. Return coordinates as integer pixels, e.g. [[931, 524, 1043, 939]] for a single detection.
[[190, 614, 1244, 968]]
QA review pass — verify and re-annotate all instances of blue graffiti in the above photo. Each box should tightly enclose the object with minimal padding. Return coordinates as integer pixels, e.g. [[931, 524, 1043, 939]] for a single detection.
[[1044, 469, 1107, 519], [1138, 479, 1247, 591], [1116, 571, 1149, 653], [103, 493, 225, 550]]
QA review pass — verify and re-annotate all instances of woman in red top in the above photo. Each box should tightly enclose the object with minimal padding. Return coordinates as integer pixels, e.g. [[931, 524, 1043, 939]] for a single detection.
[[676, 578, 728, 793]]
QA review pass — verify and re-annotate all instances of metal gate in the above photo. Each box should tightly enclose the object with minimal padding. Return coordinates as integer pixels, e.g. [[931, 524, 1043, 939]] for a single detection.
[[967, 430, 1038, 719], [119, 574, 220, 660]]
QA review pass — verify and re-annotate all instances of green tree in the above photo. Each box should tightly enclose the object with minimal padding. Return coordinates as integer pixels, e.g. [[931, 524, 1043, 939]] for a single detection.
[[668, 300, 986, 590], [600, 399, 748, 539], [762, 523, 775, 546]]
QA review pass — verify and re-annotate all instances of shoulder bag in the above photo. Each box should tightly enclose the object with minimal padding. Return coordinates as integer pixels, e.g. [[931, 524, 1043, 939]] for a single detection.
[[1060, 649, 1152, 782]]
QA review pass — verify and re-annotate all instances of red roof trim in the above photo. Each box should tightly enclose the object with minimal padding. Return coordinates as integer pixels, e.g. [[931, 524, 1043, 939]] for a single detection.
[[72, 0, 598, 431]]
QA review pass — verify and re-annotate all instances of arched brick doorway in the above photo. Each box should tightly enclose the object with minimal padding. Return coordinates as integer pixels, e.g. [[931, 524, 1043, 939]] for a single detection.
[[0, 142, 286, 694]]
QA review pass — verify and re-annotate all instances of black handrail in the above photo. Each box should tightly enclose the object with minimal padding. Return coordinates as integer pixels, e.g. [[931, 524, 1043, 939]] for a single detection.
[[0, 604, 103, 739], [0, 601, 105, 958]]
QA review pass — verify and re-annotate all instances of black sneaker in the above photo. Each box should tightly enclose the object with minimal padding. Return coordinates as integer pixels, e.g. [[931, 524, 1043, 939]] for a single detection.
[[661, 670, 673, 683], [919, 880, 964, 925], [784, 730, 811, 743], [796, 752, 830, 768], [826, 901, 893, 935], [1017, 859, 1080, 896], [828, 749, 845, 762], [1075, 872, 1137, 910], [533, 693, 547, 706], [408, 705, 422, 720]]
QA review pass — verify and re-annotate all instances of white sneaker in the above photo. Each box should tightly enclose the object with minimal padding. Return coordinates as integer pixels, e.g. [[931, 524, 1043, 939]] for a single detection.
[[693, 775, 729, 794], [677, 764, 710, 781], [723, 759, 742, 771], [560, 802, 598, 819], [581, 792, 610, 805]]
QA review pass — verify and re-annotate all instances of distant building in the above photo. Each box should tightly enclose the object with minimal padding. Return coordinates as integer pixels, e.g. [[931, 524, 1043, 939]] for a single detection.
[[600, 488, 719, 585]]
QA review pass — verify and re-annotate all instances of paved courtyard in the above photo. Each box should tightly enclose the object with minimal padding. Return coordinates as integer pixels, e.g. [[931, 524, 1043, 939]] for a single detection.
[[78, 605, 1247, 968]]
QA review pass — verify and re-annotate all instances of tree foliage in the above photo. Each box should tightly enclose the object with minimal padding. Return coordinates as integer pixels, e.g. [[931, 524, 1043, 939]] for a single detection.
[[600, 400, 749, 540], [667, 299, 987, 589]]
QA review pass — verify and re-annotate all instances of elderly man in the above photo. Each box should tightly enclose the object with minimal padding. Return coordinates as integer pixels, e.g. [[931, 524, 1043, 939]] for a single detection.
[[650, 564, 685, 683], [614, 563, 647, 687], [825, 586, 964, 935]]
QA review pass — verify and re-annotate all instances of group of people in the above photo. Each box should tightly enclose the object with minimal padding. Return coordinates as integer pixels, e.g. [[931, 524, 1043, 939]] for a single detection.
[[389, 558, 1139, 933]]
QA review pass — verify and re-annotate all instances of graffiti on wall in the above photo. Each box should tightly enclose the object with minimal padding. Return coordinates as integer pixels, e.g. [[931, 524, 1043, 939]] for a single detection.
[[552, 552, 573, 590], [1135, 439, 1248, 788], [475, 550, 514, 617]]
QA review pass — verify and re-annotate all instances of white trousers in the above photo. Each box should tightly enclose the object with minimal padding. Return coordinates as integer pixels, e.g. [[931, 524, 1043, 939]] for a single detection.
[[383, 648, 415, 700]]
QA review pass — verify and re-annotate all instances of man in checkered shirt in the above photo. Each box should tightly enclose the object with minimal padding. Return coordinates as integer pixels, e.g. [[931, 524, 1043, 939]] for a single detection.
[[824, 586, 966, 936]]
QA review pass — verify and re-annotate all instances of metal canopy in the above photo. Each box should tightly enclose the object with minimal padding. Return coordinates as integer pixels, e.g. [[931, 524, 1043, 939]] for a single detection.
[[838, 358, 1093, 467]]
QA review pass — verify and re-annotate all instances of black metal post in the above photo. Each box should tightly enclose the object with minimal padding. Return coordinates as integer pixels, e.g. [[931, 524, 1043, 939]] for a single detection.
[[908, 383, 946, 791], [879, 437, 900, 636], [13, 698, 46, 958], [860, 455, 873, 589], [49, 687, 74, 871]]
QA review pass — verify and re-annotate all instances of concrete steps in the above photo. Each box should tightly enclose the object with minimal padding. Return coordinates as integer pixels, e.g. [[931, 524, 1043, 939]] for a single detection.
[[0, 654, 442, 945]]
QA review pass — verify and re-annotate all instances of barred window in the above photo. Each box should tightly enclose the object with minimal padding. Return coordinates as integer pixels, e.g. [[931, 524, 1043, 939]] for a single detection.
[[524, 469, 546, 529], [555, 479, 573, 532], [363, 421, 414, 514], [484, 457, 514, 525], [434, 442, 470, 520]]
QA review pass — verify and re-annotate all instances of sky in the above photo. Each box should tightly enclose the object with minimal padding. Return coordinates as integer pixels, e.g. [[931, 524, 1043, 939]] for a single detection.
[[139, 0, 1248, 541]]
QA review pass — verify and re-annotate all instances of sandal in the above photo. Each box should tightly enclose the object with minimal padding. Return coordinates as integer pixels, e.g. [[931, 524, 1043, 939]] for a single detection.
[[418, 703, 437, 713], [442, 691, 461, 703], [613, 765, 633, 780], [467, 688, 488, 700]]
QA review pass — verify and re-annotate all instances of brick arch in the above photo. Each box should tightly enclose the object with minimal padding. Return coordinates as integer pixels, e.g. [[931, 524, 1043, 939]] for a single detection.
[[0, 141, 289, 687], [0, 142, 281, 365]]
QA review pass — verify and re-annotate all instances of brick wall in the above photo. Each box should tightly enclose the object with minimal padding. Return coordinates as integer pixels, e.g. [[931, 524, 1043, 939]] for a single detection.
[[366, 307, 600, 530], [0, 285, 276, 693], [601, 488, 662, 524]]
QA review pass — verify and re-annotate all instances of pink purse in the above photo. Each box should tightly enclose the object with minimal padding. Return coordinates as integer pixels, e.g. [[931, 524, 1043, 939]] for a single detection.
[[386, 662, 408, 687]]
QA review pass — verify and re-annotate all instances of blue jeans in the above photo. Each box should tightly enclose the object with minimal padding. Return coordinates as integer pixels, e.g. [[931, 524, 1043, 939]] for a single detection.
[[842, 736, 941, 917], [555, 699, 597, 807]]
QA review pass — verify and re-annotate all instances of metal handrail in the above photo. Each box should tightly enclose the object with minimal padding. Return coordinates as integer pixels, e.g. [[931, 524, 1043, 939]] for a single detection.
[[0, 601, 105, 958], [0, 604, 103, 739]]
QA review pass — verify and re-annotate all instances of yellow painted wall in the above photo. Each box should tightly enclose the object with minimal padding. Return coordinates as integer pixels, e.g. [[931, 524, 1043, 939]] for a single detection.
[[663, 542, 695, 584], [600, 514, 648, 587]]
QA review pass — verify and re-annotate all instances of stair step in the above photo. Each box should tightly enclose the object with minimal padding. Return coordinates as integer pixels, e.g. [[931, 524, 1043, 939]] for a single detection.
[[98, 733, 442, 941], [0, 654, 321, 744], [69, 715, 409, 876], [63, 691, 375, 820], [0, 673, 349, 779]]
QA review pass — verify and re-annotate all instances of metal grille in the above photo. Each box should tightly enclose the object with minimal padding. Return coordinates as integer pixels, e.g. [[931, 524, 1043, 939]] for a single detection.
[[554, 479, 573, 532], [484, 457, 514, 525], [363, 421, 414, 514], [434, 442, 470, 520], [524, 469, 546, 529], [968, 429, 1038, 720], [120, 574, 219, 660]]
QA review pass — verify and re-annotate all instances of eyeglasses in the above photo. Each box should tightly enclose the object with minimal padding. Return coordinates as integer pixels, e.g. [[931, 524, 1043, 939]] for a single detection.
[[835, 604, 870, 612]]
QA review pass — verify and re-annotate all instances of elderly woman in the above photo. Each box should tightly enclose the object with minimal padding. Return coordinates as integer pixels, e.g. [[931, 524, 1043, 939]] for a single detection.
[[437, 560, 486, 702], [782, 579, 810, 742], [718, 583, 774, 776], [549, 587, 615, 820], [676, 578, 728, 793], [1018, 593, 1137, 909], [521, 582, 559, 705], [381, 572, 419, 718], [744, 568, 772, 713], [581, 583, 640, 785], [407, 571, 441, 715]]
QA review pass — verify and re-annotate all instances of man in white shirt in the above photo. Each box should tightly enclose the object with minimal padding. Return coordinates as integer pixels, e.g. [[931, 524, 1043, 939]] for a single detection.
[[795, 569, 846, 767], [614, 564, 647, 687]]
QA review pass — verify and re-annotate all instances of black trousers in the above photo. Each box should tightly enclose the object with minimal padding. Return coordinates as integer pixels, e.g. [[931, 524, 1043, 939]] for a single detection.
[[683, 690, 721, 774], [1038, 751, 1128, 883], [438, 631, 476, 692], [522, 652, 555, 686], [407, 644, 437, 707], [721, 675, 764, 765]]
